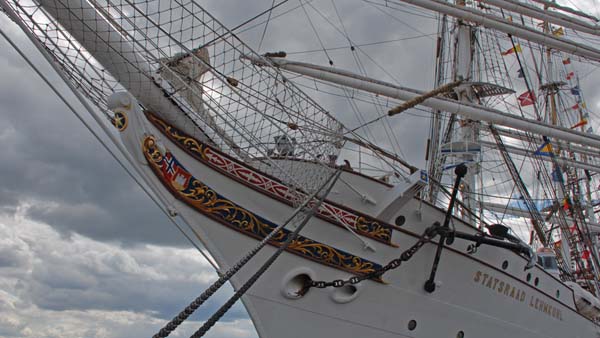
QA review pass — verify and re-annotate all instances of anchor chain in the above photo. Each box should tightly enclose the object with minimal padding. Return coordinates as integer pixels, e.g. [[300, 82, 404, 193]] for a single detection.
[[302, 226, 438, 292], [305, 164, 468, 293]]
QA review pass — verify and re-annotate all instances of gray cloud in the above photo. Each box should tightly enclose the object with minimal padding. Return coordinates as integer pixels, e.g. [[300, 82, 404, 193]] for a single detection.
[[0, 24, 184, 246], [1, 1, 600, 338]]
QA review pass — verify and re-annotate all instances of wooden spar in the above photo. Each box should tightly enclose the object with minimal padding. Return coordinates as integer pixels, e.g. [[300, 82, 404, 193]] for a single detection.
[[249, 56, 600, 149], [478, 0, 600, 36], [530, 0, 600, 22], [479, 141, 600, 173], [388, 79, 463, 116], [494, 127, 600, 158], [36, 0, 168, 115], [397, 0, 600, 61]]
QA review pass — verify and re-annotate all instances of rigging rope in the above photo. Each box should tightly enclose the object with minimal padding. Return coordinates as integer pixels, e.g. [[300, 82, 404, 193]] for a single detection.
[[257, 0, 277, 52], [233, 0, 292, 35], [236, 0, 315, 35], [387, 79, 463, 116], [284, 34, 438, 55], [299, 0, 334, 65], [320, 0, 406, 161]]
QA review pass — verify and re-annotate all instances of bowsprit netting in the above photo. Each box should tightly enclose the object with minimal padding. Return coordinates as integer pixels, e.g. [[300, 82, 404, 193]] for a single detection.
[[4, 0, 344, 199]]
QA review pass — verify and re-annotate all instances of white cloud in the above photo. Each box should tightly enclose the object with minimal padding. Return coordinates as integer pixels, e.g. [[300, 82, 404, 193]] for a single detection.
[[0, 212, 257, 338]]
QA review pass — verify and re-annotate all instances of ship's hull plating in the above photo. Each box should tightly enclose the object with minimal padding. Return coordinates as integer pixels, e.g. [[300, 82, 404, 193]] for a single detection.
[[119, 104, 599, 338]]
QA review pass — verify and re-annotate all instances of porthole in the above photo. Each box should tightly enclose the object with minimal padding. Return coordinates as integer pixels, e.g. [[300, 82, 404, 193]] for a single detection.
[[395, 215, 406, 226], [556, 289, 560, 298], [408, 319, 417, 331], [526, 273, 532, 282], [457, 331, 465, 338], [502, 260, 509, 270], [534, 277, 540, 286]]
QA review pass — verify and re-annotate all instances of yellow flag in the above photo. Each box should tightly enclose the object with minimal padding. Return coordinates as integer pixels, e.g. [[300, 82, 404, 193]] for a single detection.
[[534, 141, 553, 156], [501, 44, 522, 56], [571, 119, 588, 129], [552, 27, 565, 37]]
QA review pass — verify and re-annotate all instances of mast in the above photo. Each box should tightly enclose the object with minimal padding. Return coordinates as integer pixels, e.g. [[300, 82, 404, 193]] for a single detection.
[[451, 0, 477, 223], [537, 2, 600, 290], [427, 14, 449, 204], [542, 0, 570, 263], [575, 74, 600, 258]]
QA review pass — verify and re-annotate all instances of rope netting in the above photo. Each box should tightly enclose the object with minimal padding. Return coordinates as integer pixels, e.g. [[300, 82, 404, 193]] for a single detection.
[[4, 0, 344, 199]]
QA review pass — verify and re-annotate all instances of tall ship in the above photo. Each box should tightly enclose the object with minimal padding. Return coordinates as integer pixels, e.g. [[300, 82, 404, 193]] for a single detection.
[[2, 0, 600, 336]]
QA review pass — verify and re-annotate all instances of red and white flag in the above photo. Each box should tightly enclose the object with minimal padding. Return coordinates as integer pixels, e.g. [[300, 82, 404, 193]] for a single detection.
[[517, 91, 535, 106], [162, 152, 192, 188]]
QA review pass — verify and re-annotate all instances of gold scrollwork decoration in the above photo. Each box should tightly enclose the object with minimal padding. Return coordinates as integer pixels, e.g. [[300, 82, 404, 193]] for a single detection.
[[141, 136, 382, 277], [145, 112, 395, 246]]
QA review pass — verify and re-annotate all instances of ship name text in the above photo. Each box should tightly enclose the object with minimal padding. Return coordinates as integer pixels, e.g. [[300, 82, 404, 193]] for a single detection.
[[473, 270, 563, 321]]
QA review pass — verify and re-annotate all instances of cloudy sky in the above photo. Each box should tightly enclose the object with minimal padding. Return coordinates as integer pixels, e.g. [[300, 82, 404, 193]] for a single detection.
[[1, 0, 600, 338]]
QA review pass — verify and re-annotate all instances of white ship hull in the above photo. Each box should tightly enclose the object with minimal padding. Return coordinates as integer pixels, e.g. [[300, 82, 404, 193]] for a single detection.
[[118, 103, 600, 338], [5, 0, 600, 335]]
